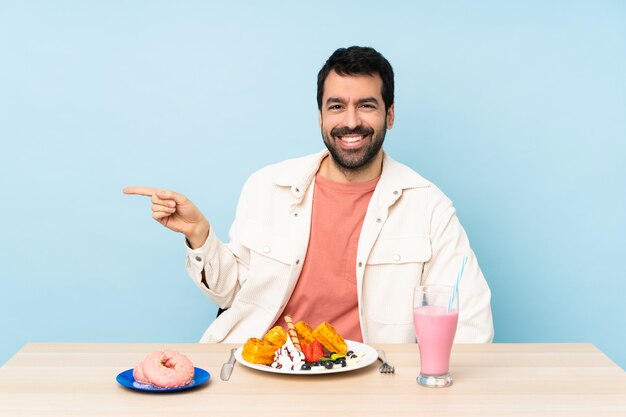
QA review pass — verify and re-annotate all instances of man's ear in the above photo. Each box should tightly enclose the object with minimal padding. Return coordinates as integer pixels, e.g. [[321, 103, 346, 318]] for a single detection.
[[386, 104, 395, 129], [318, 111, 322, 128]]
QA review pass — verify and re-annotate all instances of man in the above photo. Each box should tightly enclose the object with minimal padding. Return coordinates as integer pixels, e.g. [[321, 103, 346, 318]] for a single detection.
[[124, 46, 494, 344]]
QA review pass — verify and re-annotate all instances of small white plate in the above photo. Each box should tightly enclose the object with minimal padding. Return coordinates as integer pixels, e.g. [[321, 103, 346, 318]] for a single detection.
[[234, 340, 377, 375]]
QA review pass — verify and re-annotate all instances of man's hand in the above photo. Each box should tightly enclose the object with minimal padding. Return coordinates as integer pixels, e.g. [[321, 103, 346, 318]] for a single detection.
[[123, 186, 210, 249]]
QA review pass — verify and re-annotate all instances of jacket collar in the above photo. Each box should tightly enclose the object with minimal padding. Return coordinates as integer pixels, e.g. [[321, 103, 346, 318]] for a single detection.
[[271, 150, 328, 201], [378, 151, 432, 190], [271, 149, 432, 196]]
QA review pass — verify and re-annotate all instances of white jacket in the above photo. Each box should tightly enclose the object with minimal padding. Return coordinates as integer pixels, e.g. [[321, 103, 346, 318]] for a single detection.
[[186, 150, 494, 343]]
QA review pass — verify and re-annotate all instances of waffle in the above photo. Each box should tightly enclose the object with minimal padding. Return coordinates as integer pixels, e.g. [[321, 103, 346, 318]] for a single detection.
[[294, 321, 316, 345], [241, 337, 278, 365], [263, 325, 287, 347], [312, 322, 348, 355]]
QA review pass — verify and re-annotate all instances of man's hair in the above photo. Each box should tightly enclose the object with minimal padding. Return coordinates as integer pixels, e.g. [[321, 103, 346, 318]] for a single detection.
[[317, 46, 394, 112]]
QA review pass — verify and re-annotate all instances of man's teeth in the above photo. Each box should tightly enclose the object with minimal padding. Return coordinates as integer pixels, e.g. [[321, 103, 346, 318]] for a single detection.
[[339, 135, 364, 143]]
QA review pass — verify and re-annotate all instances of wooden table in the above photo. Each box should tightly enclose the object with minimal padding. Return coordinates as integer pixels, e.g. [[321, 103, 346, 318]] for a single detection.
[[1, 343, 624, 416]]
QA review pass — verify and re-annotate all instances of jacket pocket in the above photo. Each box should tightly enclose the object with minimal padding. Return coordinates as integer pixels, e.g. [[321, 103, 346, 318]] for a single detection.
[[363, 235, 431, 325], [367, 235, 431, 265], [240, 219, 292, 264], [235, 219, 293, 311]]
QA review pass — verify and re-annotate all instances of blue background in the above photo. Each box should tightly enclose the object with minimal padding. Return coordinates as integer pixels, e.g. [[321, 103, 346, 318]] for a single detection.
[[1, 1, 625, 369]]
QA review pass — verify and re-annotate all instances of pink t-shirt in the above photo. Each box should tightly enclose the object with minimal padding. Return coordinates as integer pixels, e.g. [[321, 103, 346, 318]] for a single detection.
[[275, 173, 379, 341]]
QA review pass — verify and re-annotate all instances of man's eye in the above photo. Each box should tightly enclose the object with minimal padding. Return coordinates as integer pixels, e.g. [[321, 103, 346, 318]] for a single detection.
[[328, 105, 343, 110], [361, 104, 376, 109]]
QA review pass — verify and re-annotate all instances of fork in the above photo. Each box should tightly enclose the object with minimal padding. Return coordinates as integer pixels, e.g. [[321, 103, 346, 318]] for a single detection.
[[376, 350, 395, 374]]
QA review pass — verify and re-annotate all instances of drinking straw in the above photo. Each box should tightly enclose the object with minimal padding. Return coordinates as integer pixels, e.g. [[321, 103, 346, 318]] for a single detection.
[[448, 256, 468, 312]]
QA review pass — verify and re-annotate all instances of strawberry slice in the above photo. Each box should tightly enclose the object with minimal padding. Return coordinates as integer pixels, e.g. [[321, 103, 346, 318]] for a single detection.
[[300, 342, 313, 362], [310, 341, 325, 362]]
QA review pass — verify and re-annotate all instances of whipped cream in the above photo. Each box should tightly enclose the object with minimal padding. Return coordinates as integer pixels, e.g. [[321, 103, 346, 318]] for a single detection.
[[270, 336, 305, 371], [345, 351, 365, 366]]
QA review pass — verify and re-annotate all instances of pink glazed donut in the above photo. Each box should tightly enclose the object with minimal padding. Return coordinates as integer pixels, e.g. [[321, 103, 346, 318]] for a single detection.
[[132, 362, 151, 384], [136, 350, 195, 388]]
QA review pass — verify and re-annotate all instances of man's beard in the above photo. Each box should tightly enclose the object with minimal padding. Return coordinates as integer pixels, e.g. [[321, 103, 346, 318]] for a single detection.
[[321, 122, 386, 172]]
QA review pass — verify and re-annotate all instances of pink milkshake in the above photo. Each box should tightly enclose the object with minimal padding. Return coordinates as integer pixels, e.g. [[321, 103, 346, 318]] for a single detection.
[[413, 306, 458, 375], [413, 285, 459, 387]]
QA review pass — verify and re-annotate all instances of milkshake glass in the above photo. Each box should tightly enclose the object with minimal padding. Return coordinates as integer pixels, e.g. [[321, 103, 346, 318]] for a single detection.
[[413, 285, 458, 387]]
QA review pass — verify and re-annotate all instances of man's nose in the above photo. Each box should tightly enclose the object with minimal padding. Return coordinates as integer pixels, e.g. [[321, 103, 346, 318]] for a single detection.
[[342, 107, 359, 129]]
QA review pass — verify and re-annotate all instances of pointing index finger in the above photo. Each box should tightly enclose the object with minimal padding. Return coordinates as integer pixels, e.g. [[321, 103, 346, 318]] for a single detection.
[[123, 186, 158, 196], [123, 186, 188, 204]]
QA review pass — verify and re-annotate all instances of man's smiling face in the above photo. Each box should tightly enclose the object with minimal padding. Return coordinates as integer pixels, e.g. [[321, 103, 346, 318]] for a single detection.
[[319, 70, 394, 173]]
